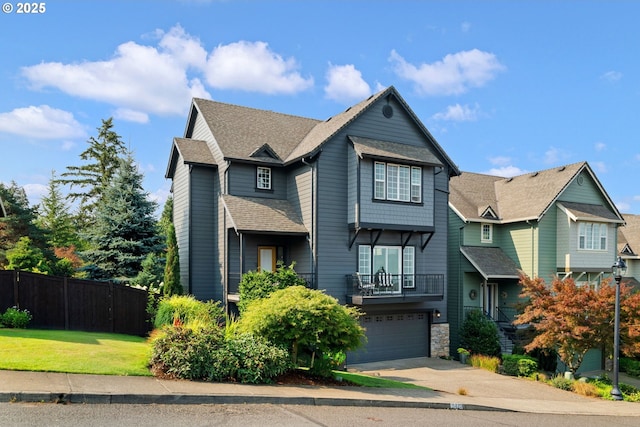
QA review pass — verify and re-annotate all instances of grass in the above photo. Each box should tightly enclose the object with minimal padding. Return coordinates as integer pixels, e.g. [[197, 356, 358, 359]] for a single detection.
[[0, 329, 152, 376], [334, 370, 430, 389]]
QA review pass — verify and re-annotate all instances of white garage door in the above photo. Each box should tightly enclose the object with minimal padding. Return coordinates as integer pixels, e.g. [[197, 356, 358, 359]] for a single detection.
[[348, 312, 430, 364]]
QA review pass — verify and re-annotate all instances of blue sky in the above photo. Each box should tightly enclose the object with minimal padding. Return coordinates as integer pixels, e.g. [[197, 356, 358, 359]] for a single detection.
[[2, 1, 640, 215]]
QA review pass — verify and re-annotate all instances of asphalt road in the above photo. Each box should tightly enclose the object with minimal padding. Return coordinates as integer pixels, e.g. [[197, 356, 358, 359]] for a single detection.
[[2, 403, 639, 427]]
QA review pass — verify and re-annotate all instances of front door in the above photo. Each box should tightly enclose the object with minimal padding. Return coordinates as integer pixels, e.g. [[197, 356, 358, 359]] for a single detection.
[[484, 282, 499, 320], [258, 246, 277, 272]]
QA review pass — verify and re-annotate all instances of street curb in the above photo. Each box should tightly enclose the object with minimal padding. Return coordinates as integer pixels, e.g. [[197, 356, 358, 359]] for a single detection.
[[0, 392, 514, 412]]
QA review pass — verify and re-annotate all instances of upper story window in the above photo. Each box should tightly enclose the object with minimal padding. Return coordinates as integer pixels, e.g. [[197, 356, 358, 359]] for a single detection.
[[481, 223, 493, 243], [374, 162, 421, 203], [578, 222, 607, 251], [256, 167, 271, 190]]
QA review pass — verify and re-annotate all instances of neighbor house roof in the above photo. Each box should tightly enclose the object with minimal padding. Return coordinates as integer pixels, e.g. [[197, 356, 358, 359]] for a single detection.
[[450, 161, 624, 224], [222, 195, 308, 235], [460, 246, 521, 280], [619, 213, 640, 257]]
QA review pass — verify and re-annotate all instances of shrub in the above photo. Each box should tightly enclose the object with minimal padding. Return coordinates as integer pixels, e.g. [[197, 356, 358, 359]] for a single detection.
[[459, 309, 501, 357], [502, 354, 538, 377], [0, 307, 32, 328], [153, 295, 223, 329], [621, 358, 640, 378], [549, 375, 573, 391], [149, 325, 224, 380], [223, 334, 291, 384], [469, 354, 500, 373], [237, 262, 307, 313], [238, 286, 365, 367]]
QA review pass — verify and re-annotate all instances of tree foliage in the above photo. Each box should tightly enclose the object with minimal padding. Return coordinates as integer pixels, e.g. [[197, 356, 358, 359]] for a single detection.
[[163, 222, 182, 296], [82, 153, 163, 280], [0, 182, 51, 268], [36, 170, 80, 249], [514, 274, 640, 373], [459, 308, 502, 357], [237, 262, 308, 312], [5, 236, 52, 274], [238, 286, 365, 365], [59, 117, 126, 227]]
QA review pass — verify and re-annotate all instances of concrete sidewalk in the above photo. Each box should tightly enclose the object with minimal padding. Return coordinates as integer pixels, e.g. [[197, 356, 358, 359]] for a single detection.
[[1, 358, 639, 417]]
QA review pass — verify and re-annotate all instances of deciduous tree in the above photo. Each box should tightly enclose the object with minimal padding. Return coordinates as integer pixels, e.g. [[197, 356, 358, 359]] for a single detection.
[[514, 274, 640, 373]]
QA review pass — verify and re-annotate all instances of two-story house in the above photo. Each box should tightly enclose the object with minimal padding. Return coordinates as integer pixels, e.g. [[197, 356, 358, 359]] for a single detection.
[[448, 161, 625, 370], [166, 86, 460, 363], [618, 214, 640, 290]]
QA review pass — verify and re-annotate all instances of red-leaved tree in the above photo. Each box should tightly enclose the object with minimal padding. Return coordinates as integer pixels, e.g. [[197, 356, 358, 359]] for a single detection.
[[514, 274, 640, 374]]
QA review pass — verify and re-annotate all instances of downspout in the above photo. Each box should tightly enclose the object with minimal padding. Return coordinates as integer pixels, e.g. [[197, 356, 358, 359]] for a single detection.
[[301, 157, 316, 288], [526, 220, 536, 277]]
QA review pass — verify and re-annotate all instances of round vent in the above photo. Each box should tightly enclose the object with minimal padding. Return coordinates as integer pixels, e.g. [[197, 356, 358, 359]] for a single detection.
[[382, 105, 394, 118]]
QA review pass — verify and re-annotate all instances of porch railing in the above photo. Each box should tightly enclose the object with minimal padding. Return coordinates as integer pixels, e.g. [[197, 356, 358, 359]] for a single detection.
[[227, 272, 315, 295], [346, 273, 444, 298]]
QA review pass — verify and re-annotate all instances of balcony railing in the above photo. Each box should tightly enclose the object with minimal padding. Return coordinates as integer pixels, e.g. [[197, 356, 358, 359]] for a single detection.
[[346, 273, 444, 303], [227, 272, 315, 295]]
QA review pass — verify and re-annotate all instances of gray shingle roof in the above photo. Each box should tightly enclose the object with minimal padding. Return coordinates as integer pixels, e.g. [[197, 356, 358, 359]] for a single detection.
[[460, 246, 521, 279], [193, 99, 319, 163], [558, 201, 622, 222], [222, 195, 308, 235], [450, 161, 623, 224], [174, 138, 216, 166], [349, 136, 444, 166]]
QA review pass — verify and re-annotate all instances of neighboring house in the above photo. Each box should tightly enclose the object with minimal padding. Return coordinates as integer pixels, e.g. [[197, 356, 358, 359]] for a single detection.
[[448, 161, 625, 370], [165, 86, 460, 363], [618, 214, 640, 290]]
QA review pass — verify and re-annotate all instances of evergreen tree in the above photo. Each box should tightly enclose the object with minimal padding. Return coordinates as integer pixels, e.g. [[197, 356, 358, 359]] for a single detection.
[[59, 118, 126, 227], [36, 170, 80, 249], [82, 152, 163, 281], [0, 182, 50, 267], [6, 236, 52, 274], [163, 221, 182, 296]]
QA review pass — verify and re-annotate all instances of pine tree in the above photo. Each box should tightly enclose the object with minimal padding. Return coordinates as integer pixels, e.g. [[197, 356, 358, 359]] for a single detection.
[[163, 221, 182, 296], [59, 118, 126, 227], [36, 171, 80, 249], [82, 152, 163, 281]]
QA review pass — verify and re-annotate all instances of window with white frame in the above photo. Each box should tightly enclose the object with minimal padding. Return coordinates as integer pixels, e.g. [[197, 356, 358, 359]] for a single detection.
[[256, 167, 271, 190], [578, 222, 607, 251], [481, 223, 493, 243], [358, 245, 415, 289], [373, 161, 421, 203]]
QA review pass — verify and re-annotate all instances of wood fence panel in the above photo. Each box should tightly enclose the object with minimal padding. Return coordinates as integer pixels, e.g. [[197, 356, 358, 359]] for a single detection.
[[15, 272, 66, 329], [0, 270, 150, 336]]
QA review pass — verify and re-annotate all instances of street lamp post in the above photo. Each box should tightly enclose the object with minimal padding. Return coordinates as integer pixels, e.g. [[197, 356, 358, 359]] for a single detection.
[[611, 256, 627, 401]]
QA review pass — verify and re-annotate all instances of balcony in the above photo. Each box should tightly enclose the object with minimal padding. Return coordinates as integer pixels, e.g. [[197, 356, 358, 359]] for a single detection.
[[346, 273, 444, 305]]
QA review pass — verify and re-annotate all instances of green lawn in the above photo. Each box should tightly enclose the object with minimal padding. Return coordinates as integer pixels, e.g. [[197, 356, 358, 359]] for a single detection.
[[0, 329, 152, 376]]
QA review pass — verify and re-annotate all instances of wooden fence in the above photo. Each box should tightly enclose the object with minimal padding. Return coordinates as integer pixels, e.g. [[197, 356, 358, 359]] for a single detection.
[[0, 270, 150, 336]]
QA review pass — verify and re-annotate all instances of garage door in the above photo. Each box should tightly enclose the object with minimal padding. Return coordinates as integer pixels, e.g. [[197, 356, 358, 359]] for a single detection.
[[348, 312, 430, 364]]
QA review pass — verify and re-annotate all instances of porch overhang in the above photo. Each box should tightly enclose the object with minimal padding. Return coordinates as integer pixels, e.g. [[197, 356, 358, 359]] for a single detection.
[[348, 223, 435, 251], [223, 195, 308, 236], [349, 135, 444, 167], [460, 246, 520, 280]]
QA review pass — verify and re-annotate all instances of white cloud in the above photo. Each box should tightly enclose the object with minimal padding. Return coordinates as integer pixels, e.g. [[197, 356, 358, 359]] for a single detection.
[[601, 70, 622, 82], [205, 41, 314, 94], [461, 22, 471, 32], [592, 161, 607, 173], [389, 49, 505, 96], [594, 142, 606, 151], [324, 64, 371, 102], [543, 146, 570, 165], [23, 183, 48, 206], [484, 165, 527, 177], [22, 25, 211, 117], [616, 201, 631, 213], [61, 141, 76, 151], [0, 105, 86, 139], [115, 108, 149, 124], [488, 156, 512, 166], [432, 103, 480, 121]]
